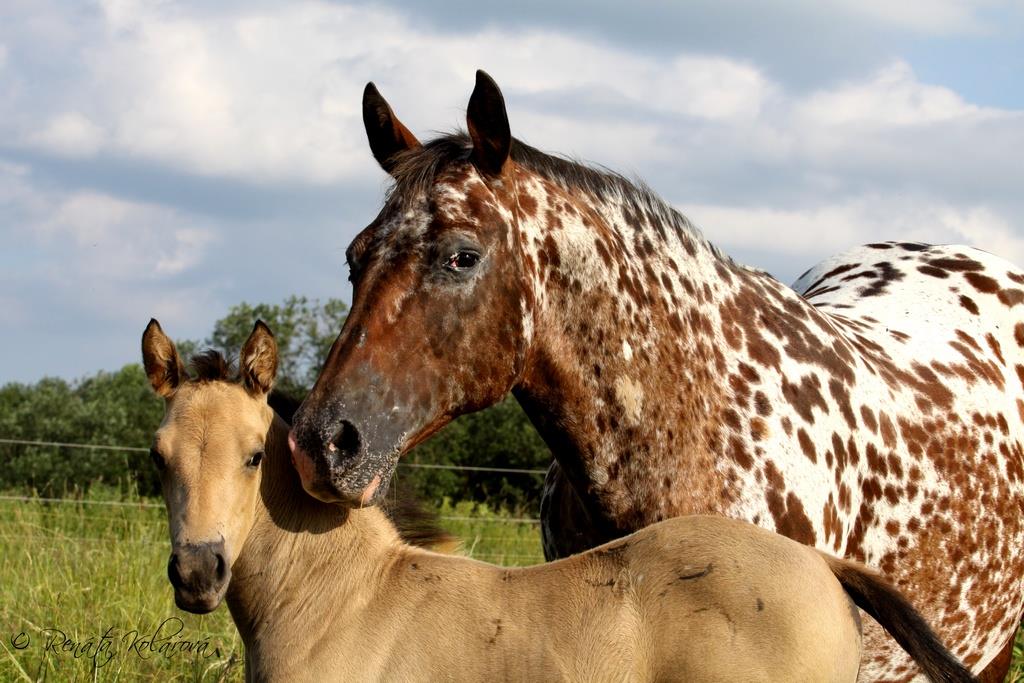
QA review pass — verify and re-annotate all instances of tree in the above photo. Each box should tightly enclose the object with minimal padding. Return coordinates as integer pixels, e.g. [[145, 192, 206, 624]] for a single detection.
[[206, 296, 348, 396], [0, 365, 163, 495], [402, 395, 551, 511]]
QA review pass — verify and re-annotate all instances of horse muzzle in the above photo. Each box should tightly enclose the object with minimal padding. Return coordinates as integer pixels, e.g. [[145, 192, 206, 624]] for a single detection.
[[288, 421, 395, 506], [289, 382, 411, 507], [167, 541, 229, 614]]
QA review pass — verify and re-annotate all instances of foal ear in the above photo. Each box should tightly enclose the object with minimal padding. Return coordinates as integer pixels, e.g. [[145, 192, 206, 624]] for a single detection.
[[142, 319, 184, 398], [363, 82, 420, 176], [467, 69, 511, 177], [240, 321, 278, 397]]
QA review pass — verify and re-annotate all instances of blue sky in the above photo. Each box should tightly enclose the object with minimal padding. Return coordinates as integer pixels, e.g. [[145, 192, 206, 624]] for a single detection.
[[1, 0, 1023, 382]]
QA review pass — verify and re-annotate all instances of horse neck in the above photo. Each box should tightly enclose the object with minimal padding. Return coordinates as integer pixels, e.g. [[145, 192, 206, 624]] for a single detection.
[[226, 413, 403, 644], [511, 171, 757, 525]]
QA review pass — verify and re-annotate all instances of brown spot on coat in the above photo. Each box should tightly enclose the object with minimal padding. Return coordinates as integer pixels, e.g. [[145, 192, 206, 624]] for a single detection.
[[959, 295, 979, 315], [797, 428, 817, 463], [965, 272, 1000, 294]]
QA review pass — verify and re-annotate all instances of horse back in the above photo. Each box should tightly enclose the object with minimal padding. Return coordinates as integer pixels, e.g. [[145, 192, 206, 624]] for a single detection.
[[772, 241, 1024, 675]]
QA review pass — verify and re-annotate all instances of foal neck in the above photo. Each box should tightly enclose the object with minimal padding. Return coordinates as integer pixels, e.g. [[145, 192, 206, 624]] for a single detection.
[[226, 414, 403, 643]]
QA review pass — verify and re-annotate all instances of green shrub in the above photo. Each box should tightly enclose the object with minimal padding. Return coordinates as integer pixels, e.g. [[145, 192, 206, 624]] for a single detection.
[[0, 365, 162, 497]]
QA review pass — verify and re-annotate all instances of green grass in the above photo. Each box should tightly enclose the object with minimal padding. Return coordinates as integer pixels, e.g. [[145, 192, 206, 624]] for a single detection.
[[0, 491, 543, 681], [1012, 629, 1024, 683], [0, 490, 1019, 682]]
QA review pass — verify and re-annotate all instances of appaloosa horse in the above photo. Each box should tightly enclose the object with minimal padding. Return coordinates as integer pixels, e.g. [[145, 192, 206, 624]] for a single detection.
[[290, 71, 1024, 681], [144, 320, 972, 683]]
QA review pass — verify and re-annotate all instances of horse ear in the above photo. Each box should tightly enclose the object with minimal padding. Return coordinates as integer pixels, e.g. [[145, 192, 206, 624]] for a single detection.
[[142, 319, 184, 398], [240, 321, 278, 397], [467, 70, 511, 177], [363, 82, 420, 176]]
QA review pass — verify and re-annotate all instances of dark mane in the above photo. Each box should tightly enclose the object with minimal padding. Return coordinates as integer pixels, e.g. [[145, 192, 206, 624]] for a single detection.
[[188, 351, 305, 425], [385, 132, 718, 259], [381, 496, 457, 550], [268, 390, 303, 424], [389, 132, 640, 206], [189, 350, 234, 382]]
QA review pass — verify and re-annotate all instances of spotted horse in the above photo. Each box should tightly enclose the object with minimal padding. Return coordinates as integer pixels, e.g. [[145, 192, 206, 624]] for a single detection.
[[290, 71, 1024, 681]]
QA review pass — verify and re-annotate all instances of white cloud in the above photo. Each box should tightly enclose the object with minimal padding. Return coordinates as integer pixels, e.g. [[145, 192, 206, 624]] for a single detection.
[[0, 163, 219, 332], [154, 228, 215, 276], [0, 189, 214, 377], [0, 160, 35, 201], [37, 191, 217, 279], [4, 2, 1014, 193], [0, 2, 779, 183], [796, 61, 992, 127], [687, 196, 1024, 267], [457, 35, 774, 122], [31, 111, 106, 157], [1, 0, 1023, 381]]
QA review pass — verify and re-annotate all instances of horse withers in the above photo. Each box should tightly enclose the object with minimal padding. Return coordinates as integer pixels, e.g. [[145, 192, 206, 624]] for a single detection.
[[143, 320, 973, 682], [290, 71, 1024, 680]]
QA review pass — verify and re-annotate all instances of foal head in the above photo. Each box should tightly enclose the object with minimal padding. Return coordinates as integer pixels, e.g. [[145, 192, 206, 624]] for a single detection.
[[142, 319, 278, 613], [291, 71, 538, 505]]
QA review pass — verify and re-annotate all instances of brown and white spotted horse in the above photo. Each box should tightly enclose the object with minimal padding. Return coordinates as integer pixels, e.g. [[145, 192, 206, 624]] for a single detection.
[[290, 71, 1024, 681]]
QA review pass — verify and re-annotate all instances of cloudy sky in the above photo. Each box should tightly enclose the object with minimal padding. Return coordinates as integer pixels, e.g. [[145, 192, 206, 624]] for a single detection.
[[2, 0, 1023, 382]]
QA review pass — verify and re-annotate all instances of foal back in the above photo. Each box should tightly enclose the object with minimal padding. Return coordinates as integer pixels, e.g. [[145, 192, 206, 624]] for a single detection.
[[591, 516, 864, 682]]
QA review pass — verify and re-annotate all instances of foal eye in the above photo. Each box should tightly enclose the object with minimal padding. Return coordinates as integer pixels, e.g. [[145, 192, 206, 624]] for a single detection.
[[445, 251, 480, 271], [247, 451, 265, 468], [150, 448, 166, 471]]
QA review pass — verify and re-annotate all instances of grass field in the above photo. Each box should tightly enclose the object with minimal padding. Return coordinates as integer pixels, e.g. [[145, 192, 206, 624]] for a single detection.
[[0, 490, 1020, 681], [0, 491, 542, 681]]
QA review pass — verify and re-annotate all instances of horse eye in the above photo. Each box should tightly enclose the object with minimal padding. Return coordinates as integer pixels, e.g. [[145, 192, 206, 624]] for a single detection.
[[446, 251, 480, 271], [247, 451, 265, 468], [150, 448, 166, 471]]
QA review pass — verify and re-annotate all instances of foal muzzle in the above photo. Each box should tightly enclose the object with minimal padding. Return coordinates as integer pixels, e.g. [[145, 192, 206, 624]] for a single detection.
[[167, 540, 229, 614]]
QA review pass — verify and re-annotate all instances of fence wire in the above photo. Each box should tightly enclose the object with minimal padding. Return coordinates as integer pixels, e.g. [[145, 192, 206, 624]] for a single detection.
[[0, 494, 543, 525], [0, 438, 548, 476], [0, 435, 548, 536]]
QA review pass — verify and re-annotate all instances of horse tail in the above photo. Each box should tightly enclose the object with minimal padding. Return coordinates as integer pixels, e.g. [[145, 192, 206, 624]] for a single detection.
[[820, 553, 977, 682]]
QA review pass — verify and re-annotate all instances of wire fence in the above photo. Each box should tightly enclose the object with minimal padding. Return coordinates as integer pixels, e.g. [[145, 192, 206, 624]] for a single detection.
[[0, 496, 546, 563], [0, 438, 546, 525], [0, 438, 548, 582], [0, 493, 542, 525], [0, 438, 549, 476]]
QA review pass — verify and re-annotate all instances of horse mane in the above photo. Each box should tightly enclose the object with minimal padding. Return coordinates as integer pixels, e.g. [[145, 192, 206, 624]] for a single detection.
[[388, 132, 646, 206], [189, 350, 234, 382], [385, 132, 719, 259], [267, 390, 302, 424], [380, 497, 457, 551]]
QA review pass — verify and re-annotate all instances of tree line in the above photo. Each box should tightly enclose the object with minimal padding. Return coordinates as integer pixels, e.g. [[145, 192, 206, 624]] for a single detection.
[[0, 297, 551, 511]]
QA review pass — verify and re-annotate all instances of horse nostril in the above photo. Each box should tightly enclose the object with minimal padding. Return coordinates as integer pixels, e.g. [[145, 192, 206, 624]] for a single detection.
[[168, 554, 183, 588], [215, 552, 227, 581], [330, 420, 361, 458]]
